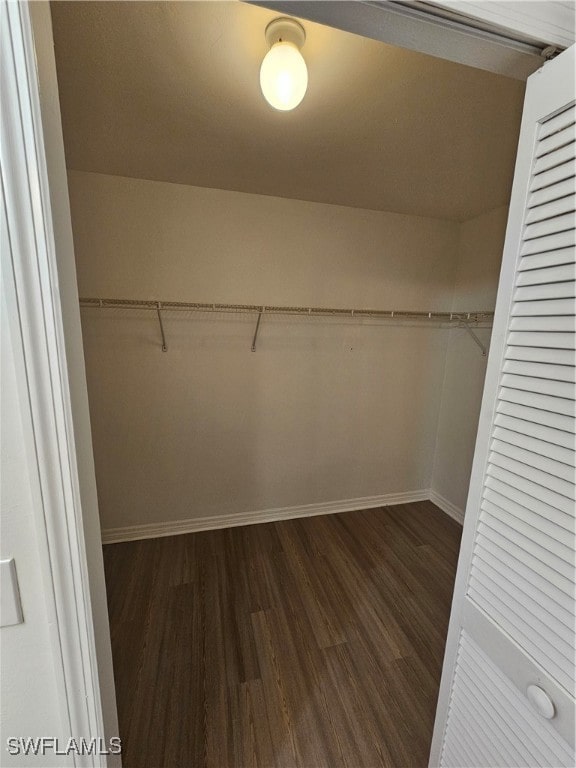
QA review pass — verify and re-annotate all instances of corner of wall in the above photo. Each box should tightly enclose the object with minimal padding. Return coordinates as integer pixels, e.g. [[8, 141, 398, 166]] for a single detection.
[[430, 203, 509, 523]]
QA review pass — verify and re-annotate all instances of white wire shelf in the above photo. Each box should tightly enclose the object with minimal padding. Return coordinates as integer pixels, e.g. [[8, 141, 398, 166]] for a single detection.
[[79, 297, 494, 354]]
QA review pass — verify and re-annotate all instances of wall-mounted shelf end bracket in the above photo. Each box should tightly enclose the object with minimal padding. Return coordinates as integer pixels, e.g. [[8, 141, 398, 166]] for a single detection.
[[156, 302, 168, 352], [252, 309, 264, 352], [460, 320, 487, 356]]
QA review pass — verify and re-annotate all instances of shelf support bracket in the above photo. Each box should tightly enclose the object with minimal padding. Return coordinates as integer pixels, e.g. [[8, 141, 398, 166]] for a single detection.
[[252, 310, 263, 352], [460, 320, 487, 356], [156, 302, 167, 352]]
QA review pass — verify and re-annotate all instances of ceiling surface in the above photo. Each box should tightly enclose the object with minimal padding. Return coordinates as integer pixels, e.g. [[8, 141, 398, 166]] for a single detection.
[[51, 1, 525, 222]]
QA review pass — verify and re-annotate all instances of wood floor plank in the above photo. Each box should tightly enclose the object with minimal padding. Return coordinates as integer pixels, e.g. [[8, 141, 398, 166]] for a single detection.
[[255, 568, 352, 768], [239, 679, 276, 768], [103, 501, 461, 767], [251, 609, 300, 768], [320, 642, 400, 768], [276, 522, 349, 650]]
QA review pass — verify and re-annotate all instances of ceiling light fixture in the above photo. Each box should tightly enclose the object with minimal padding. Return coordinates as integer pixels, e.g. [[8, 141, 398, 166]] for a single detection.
[[260, 18, 308, 111]]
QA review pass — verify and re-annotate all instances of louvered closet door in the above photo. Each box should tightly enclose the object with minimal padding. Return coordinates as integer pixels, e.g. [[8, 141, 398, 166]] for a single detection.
[[430, 46, 575, 768]]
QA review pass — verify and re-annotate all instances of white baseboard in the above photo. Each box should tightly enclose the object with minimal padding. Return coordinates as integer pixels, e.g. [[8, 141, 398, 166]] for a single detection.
[[101, 489, 430, 544], [429, 490, 465, 525]]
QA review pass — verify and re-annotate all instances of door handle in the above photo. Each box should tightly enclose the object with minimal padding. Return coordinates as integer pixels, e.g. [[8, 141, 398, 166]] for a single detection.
[[527, 685, 556, 719]]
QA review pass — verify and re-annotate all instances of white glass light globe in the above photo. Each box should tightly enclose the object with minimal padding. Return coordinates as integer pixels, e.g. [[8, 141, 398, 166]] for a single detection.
[[260, 42, 308, 111]]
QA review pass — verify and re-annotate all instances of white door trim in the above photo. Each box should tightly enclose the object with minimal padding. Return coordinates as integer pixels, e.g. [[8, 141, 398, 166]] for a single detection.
[[431, 1, 576, 50], [252, 0, 575, 80], [1, 2, 117, 764]]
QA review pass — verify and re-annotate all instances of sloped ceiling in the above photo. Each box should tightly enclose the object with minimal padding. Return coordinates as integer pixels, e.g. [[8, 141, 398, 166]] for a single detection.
[[50, 0, 525, 221]]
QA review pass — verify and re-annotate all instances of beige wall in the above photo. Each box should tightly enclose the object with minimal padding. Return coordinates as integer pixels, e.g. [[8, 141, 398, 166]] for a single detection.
[[431, 205, 509, 516], [69, 172, 459, 308], [68, 171, 464, 531]]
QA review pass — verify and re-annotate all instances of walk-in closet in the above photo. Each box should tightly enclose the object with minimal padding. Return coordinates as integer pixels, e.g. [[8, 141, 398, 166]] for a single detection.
[[37, 1, 573, 766]]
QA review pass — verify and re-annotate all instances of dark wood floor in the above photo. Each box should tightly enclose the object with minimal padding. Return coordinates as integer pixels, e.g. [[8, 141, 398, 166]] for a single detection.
[[103, 501, 461, 768]]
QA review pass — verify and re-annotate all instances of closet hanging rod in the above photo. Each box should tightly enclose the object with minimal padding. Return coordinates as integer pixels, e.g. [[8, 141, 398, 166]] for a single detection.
[[79, 297, 494, 324]]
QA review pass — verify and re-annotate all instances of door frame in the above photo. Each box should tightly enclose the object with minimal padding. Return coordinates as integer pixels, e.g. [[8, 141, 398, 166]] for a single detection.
[[1, 2, 118, 764], [254, 0, 574, 79], [5, 1, 573, 765]]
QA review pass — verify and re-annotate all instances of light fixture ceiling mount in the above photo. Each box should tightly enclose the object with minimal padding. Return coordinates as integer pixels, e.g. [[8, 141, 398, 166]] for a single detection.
[[264, 17, 306, 50], [260, 17, 308, 112]]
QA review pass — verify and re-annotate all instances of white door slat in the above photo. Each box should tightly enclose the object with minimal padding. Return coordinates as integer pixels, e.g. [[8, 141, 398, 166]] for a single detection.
[[444, 709, 499, 767], [540, 106, 576, 140], [491, 438, 575, 481], [533, 142, 575, 175], [441, 742, 466, 768], [494, 412, 575, 449], [483, 487, 573, 551], [503, 359, 576, 383], [498, 387, 576, 417], [475, 541, 575, 621], [536, 123, 576, 158], [445, 707, 505, 767], [485, 476, 574, 532], [496, 399, 575, 434], [500, 373, 574, 400], [447, 704, 520, 768], [509, 316, 574, 332], [489, 450, 575, 499], [523, 212, 575, 241], [449, 692, 524, 767], [520, 229, 575, 255], [525, 194, 575, 224], [453, 680, 530, 768], [515, 281, 576, 301], [492, 424, 574, 464], [488, 458, 574, 512], [451, 680, 537, 767], [484, 496, 574, 560], [507, 331, 575, 349], [443, 742, 475, 768], [471, 555, 574, 646], [529, 159, 574, 192], [505, 345, 576, 365], [477, 524, 574, 602], [448, 706, 505, 767], [518, 247, 575, 271], [511, 297, 575, 316], [481, 504, 574, 579], [529, 178, 575, 209], [517, 263, 576, 285]]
